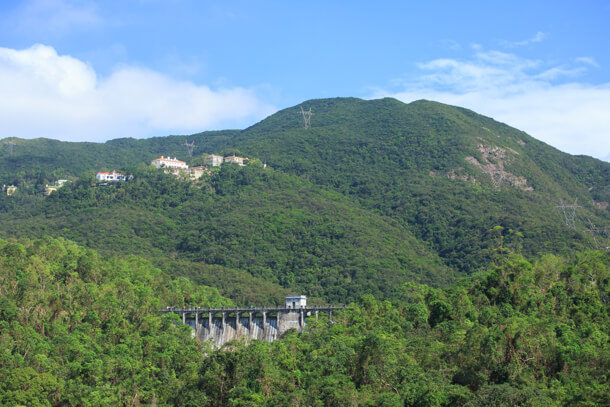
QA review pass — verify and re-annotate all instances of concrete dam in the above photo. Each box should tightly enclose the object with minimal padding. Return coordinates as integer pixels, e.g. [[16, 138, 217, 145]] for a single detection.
[[162, 296, 343, 347]]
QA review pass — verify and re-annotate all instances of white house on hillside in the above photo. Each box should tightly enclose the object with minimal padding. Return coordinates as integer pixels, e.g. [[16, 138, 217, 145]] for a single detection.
[[96, 171, 127, 182], [224, 154, 249, 166], [151, 156, 189, 170]]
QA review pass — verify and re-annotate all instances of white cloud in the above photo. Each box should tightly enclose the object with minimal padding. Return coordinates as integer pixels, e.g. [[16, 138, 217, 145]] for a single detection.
[[0, 44, 276, 142], [370, 50, 610, 161]]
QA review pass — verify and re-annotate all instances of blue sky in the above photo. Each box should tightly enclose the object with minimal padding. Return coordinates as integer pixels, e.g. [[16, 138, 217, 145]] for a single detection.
[[1, 0, 609, 161]]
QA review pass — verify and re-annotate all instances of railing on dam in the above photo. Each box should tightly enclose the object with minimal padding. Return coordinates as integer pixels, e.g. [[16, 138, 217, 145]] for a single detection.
[[161, 305, 345, 314], [161, 305, 345, 347]]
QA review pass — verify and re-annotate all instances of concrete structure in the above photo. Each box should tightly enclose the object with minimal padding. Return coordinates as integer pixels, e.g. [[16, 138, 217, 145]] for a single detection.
[[224, 154, 248, 166], [189, 166, 208, 179], [203, 154, 223, 167], [96, 171, 127, 182], [151, 156, 189, 170], [6, 185, 17, 196], [286, 295, 307, 309], [162, 297, 343, 348]]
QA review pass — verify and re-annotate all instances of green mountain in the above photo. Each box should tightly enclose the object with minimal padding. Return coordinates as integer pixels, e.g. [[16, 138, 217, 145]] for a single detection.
[[190, 97, 610, 269], [1, 97, 608, 304]]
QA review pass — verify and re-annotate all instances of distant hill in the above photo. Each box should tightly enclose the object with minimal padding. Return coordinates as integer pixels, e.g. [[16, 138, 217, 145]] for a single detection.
[[1, 97, 608, 303]]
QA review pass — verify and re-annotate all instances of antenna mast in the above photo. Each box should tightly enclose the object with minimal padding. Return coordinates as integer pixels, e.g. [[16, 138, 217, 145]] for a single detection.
[[183, 141, 195, 157], [299, 106, 312, 129], [555, 199, 580, 229]]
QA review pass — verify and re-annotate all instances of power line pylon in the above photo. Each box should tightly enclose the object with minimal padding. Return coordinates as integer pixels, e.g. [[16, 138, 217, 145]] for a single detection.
[[183, 141, 195, 157], [555, 199, 580, 229], [299, 106, 312, 129]]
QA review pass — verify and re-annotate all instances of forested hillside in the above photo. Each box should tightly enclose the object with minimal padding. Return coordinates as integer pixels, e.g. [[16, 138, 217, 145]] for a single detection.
[[193, 98, 609, 272], [1, 237, 607, 406], [0, 163, 452, 304]]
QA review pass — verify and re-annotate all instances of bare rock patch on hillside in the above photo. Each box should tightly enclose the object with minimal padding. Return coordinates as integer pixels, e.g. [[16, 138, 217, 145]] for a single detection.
[[465, 144, 533, 191]]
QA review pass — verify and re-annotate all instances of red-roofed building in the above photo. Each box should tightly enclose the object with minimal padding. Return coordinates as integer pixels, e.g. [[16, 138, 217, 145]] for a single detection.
[[151, 156, 189, 170]]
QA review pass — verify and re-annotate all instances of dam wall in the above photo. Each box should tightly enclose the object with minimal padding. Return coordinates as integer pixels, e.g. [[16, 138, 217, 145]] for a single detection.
[[163, 306, 342, 348]]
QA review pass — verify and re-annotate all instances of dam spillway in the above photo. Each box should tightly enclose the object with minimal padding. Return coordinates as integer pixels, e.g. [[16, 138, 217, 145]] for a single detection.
[[161, 305, 343, 347]]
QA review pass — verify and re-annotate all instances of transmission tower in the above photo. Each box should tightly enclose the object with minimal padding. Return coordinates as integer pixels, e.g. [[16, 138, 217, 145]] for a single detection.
[[4, 141, 16, 156], [555, 199, 581, 229], [183, 141, 195, 157], [299, 106, 312, 129]]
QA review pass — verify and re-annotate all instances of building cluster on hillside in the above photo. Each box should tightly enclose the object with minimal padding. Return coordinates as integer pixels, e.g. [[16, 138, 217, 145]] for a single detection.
[[150, 156, 209, 179], [149, 153, 252, 178], [93, 153, 252, 185], [203, 154, 250, 167]]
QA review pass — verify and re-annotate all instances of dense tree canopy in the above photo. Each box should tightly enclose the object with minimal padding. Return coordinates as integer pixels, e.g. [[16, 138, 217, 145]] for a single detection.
[[0, 237, 607, 405], [0, 164, 452, 304], [0, 237, 231, 406]]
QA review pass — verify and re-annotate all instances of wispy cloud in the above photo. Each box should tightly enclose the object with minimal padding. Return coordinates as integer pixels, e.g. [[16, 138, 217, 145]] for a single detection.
[[575, 57, 599, 68], [0, 44, 276, 142], [370, 48, 610, 161], [502, 32, 547, 48]]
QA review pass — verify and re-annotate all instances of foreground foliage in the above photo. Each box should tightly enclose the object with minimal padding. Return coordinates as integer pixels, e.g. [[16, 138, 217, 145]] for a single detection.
[[0, 237, 231, 406], [1, 237, 607, 405], [193, 250, 609, 406]]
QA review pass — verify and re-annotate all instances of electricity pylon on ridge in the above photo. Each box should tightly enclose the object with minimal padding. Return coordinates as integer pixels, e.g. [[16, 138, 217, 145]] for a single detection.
[[183, 141, 195, 157], [555, 199, 580, 229], [299, 106, 312, 129]]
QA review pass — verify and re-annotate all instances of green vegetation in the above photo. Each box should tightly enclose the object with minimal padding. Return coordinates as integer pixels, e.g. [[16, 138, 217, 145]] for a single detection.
[[2, 97, 608, 277], [0, 164, 452, 304], [198, 98, 608, 272], [194, 250, 609, 406], [0, 97, 609, 404], [0, 237, 231, 406], [1, 237, 607, 405]]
